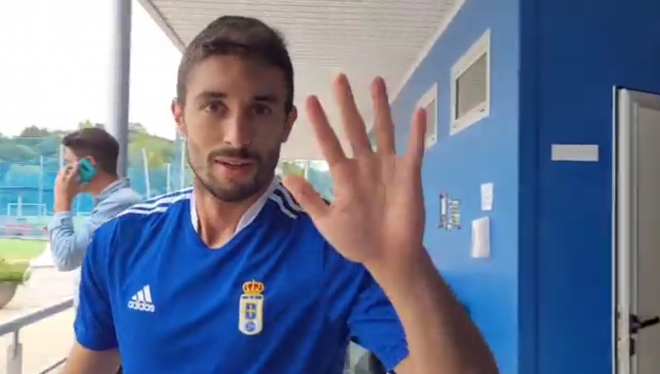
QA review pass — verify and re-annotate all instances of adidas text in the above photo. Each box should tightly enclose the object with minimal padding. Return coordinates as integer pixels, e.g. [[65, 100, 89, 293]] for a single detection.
[[128, 285, 156, 313]]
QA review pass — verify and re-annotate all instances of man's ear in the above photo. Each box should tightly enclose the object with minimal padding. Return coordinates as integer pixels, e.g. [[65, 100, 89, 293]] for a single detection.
[[282, 106, 298, 143], [172, 98, 187, 137], [84, 156, 97, 167]]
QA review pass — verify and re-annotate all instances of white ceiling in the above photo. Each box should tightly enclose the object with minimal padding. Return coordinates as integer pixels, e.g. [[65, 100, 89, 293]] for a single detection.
[[139, 0, 464, 160]]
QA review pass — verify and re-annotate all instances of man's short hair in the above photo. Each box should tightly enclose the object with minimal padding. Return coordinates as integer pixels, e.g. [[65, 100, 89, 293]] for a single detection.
[[61, 128, 119, 175], [176, 15, 294, 112]]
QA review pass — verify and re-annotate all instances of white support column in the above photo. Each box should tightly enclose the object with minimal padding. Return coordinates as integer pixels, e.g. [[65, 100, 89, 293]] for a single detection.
[[141, 148, 151, 198], [58, 144, 64, 168], [166, 163, 172, 193], [179, 136, 186, 189], [6, 331, 22, 374], [303, 160, 310, 180], [107, 0, 132, 177], [38, 156, 44, 205]]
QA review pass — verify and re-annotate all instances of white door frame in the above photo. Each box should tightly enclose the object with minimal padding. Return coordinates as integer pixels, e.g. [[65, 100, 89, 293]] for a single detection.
[[613, 88, 660, 374]]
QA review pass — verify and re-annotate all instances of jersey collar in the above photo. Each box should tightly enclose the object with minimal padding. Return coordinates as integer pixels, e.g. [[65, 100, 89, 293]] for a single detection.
[[190, 178, 280, 234]]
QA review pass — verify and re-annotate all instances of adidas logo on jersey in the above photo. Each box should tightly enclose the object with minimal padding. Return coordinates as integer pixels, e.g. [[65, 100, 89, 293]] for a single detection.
[[128, 285, 156, 313]]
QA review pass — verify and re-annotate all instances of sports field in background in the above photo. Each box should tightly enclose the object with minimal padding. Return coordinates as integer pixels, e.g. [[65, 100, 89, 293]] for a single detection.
[[0, 238, 46, 261]]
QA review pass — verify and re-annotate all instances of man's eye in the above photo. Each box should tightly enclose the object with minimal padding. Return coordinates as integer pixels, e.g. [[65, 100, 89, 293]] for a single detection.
[[252, 104, 272, 116], [205, 102, 225, 113]]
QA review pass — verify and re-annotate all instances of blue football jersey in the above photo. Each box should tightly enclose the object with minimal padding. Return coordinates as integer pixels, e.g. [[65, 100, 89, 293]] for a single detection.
[[75, 179, 408, 374]]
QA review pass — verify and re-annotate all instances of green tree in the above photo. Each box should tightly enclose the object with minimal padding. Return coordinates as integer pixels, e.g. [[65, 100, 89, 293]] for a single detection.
[[19, 125, 51, 138], [280, 161, 304, 177], [77, 119, 94, 129], [129, 122, 148, 133], [1, 122, 177, 170], [0, 143, 38, 162]]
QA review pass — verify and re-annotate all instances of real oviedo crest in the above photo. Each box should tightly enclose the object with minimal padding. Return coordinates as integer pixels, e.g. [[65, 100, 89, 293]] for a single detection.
[[238, 280, 265, 335]]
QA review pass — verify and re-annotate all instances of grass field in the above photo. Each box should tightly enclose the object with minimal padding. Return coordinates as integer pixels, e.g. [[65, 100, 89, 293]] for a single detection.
[[0, 238, 46, 262]]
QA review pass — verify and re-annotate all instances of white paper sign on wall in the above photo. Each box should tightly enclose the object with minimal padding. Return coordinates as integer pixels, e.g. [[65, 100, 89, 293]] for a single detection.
[[480, 183, 493, 211], [551, 144, 599, 162]]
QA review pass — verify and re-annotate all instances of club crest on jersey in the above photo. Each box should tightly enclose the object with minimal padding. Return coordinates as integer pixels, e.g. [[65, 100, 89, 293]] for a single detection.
[[238, 280, 265, 335]]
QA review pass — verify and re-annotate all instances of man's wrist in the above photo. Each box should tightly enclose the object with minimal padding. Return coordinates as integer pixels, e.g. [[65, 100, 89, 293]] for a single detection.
[[368, 251, 498, 374], [54, 198, 73, 213], [365, 249, 443, 302]]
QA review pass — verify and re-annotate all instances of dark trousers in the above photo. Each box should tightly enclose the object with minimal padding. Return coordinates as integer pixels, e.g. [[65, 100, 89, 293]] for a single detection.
[[117, 368, 123, 374]]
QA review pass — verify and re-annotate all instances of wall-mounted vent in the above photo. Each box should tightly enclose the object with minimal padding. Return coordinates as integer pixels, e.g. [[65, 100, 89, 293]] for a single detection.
[[451, 29, 491, 135], [417, 83, 438, 149]]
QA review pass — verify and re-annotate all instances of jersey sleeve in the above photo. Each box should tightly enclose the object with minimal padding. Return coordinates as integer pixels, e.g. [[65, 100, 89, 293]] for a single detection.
[[347, 270, 410, 371], [74, 224, 118, 351]]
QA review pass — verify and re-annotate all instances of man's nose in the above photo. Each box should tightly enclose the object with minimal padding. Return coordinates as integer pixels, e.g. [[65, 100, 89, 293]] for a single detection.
[[223, 111, 253, 147]]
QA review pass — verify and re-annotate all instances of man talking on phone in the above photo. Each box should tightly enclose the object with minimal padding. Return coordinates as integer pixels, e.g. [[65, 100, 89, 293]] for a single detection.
[[48, 127, 141, 307]]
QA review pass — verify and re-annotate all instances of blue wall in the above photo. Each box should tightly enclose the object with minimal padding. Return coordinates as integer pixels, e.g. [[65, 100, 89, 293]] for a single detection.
[[392, 0, 660, 372], [520, 0, 660, 373], [389, 0, 521, 372]]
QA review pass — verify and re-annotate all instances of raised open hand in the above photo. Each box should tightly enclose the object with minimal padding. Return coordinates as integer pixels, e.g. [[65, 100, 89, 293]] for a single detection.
[[283, 75, 427, 271]]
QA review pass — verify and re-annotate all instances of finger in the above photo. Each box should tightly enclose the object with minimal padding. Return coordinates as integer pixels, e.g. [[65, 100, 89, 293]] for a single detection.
[[333, 74, 372, 156], [371, 77, 396, 154], [60, 165, 72, 177], [306, 96, 346, 166], [64, 164, 78, 178], [406, 107, 427, 167], [282, 174, 330, 221]]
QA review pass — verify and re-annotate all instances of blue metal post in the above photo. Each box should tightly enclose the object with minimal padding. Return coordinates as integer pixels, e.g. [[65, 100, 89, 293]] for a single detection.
[[107, 0, 132, 177]]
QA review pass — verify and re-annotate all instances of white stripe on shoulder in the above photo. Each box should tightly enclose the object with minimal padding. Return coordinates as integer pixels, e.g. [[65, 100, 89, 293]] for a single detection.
[[143, 187, 193, 205], [268, 185, 302, 219], [132, 188, 192, 210], [269, 194, 296, 219], [116, 188, 192, 218], [275, 184, 301, 212]]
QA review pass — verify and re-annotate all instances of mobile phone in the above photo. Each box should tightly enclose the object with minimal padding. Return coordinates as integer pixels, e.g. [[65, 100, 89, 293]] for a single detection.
[[78, 158, 98, 184]]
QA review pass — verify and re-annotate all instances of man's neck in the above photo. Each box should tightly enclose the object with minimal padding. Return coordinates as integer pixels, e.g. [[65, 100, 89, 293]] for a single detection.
[[89, 175, 120, 198], [194, 178, 274, 249]]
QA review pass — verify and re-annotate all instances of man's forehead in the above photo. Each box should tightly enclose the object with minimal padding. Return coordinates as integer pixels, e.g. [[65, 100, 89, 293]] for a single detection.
[[62, 149, 77, 164], [63, 147, 76, 158], [187, 55, 287, 100]]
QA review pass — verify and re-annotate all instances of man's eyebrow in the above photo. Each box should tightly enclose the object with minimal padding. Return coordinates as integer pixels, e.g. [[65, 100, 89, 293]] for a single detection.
[[194, 91, 279, 103], [254, 94, 278, 103], [195, 91, 226, 101]]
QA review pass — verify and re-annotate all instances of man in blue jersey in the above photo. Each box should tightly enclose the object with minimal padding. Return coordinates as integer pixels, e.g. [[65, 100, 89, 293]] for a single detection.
[[63, 16, 498, 374]]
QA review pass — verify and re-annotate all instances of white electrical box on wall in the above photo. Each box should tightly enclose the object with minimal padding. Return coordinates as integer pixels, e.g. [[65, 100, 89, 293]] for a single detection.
[[471, 216, 491, 258]]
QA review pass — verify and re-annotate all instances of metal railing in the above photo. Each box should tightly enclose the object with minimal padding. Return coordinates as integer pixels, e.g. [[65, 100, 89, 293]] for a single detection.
[[0, 298, 73, 374]]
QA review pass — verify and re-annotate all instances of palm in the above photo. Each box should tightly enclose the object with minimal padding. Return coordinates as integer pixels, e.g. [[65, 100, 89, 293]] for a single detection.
[[284, 75, 426, 267]]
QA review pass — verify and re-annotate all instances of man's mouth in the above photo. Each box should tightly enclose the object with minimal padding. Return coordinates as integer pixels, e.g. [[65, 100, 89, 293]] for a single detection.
[[214, 158, 254, 170]]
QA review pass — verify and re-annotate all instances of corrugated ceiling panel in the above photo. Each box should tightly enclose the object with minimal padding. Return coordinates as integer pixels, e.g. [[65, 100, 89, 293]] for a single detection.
[[148, 0, 462, 159]]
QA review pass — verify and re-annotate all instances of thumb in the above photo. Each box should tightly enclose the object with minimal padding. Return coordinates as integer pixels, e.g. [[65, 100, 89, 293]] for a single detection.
[[282, 175, 330, 221]]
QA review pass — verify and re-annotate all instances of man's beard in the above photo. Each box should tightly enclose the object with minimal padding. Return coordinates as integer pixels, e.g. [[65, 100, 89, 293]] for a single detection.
[[191, 164, 264, 202], [186, 144, 279, 203]]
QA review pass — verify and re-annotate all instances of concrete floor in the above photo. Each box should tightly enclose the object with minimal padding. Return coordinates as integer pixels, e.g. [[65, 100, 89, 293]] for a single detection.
[[0, 267, 75, 374]]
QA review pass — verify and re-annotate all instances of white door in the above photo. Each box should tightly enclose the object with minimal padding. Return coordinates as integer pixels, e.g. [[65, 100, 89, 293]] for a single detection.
[[615, 88, 660, 374]]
